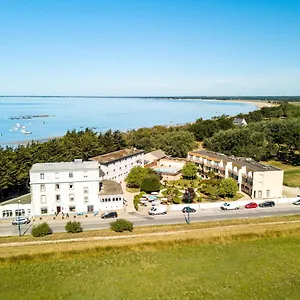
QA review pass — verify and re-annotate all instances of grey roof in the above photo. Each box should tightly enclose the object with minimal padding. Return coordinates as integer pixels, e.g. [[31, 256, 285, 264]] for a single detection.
[[147, 149, 166, 160], [189, 150, 280, 172], [99, 180, 123, 196], [91, 149, 144, 164], [233, 118, 247, 124], [30, 161, 99, 172]]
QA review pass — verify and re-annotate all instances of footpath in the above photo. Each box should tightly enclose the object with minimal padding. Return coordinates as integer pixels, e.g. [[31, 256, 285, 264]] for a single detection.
[[1, 220, 300, 248]]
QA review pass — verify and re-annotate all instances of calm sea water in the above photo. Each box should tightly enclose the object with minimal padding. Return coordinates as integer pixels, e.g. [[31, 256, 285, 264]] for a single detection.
[[0, 97, 256, 145]]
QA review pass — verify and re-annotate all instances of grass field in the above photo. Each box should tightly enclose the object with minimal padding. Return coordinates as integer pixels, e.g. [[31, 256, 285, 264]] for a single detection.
[[264, 160, 300, 187], [1, 233, 300, 300]]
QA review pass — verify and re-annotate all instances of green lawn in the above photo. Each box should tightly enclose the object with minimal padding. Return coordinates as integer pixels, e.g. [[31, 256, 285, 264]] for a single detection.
[[1, 235, 300, 300], [263, 160, 300, 187]]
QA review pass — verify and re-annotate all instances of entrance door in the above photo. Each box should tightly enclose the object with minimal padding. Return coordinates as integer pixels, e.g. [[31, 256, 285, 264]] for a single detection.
[[56, 206, 61, 214]]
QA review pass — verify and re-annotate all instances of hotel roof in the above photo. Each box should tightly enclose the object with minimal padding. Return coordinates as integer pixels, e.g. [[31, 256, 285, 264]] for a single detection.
[[189, 150, 281, 172], [99, 180, 123, 195], [30, 160, 99, 172], [90, 148, 144, 164]]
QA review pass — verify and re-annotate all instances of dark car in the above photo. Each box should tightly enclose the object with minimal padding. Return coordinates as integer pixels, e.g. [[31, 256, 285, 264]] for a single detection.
[[259, 201, 275, 208], [182, 207, 196, 213], [292, 199, 300, 206], [101, 212, 118, 219]]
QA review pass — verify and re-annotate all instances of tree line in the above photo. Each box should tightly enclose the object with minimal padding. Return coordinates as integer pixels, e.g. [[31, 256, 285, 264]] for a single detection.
[[1, 102, 299, 202]]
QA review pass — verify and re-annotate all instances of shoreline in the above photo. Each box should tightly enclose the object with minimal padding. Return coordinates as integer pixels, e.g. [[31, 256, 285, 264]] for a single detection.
[[226, 99, 276, 109], [0, 100, 275, 146]]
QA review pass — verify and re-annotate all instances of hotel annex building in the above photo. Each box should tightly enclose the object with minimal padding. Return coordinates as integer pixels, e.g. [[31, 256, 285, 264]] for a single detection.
[[187, 150, 284, 199]]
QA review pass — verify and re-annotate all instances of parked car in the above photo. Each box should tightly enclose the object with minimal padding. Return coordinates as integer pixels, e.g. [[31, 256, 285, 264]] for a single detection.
[[101, 212, 118, 219], [12, 217, 31, 225], [245, 202, 258, 209], [182, 207, 196, 213], [292, 199, 300, 206], [148, 206, 167, 215], [220, 202, 239, 210], [259, 201, 275, 208]]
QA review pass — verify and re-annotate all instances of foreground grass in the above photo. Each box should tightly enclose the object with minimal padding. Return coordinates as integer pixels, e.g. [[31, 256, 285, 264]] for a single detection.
[[1, 232, 300, 299], [264, 160, 300, 187]]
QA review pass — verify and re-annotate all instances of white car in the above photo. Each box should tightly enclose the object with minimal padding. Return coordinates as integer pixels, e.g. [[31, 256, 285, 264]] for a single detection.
[[148, 206, 167, 215], [220, 202, 239, 210], [12, 217, 31, 225]]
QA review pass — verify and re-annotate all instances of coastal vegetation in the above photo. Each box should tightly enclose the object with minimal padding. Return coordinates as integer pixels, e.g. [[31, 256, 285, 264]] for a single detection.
[[1, 102, 300, 203]]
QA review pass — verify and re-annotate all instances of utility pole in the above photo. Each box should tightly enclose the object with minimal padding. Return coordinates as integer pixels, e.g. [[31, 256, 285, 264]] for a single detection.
[[187, 189, 190, 224], [18, 200, 21, 236]]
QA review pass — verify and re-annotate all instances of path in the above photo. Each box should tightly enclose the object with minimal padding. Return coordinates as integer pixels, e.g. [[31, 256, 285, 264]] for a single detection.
[[121, 182, 138, 213]]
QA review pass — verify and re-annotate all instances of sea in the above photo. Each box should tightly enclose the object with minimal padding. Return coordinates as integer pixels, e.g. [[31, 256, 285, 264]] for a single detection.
[[0, 97, 257, 146]]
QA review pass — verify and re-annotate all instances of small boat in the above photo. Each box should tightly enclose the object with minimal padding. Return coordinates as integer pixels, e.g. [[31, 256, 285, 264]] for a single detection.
[[24, 131, 32, 135]]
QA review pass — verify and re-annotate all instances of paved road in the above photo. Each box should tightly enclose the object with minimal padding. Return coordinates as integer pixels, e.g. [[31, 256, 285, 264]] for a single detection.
[[1, 205, 300, 237]]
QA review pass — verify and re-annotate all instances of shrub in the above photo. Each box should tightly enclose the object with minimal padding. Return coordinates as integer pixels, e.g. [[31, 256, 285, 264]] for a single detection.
[[65, 221, 82, 233], [140, 174, 160, 193], [110, 219, 133, 232], [32, 222, 52, 237]]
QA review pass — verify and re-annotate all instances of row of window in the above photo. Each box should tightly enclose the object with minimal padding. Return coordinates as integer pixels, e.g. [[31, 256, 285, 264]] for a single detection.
[[40, 172, 88, 180], [2, 209, 25, 218], [41, 194, 89, 204], [100, 197, 122, 202], [40, 205, 94, 215], [40, 184, 87, 192]]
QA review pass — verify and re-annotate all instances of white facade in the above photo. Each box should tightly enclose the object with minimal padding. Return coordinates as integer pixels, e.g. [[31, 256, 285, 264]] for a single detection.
[[188, 150, 284, 199], [0, 203, 32, 219], [91, 149, 144, 182], [30, 160, 100, 216]]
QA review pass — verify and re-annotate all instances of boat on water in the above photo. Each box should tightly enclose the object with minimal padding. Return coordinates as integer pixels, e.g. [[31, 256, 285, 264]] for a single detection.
[[24, 131, 32, 135]]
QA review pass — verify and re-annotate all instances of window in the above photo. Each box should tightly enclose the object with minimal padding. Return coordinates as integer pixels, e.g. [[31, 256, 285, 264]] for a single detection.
[[266, 190, 270, 197], [112, 198, 115, 202], [84, 171, 88, 178], [69, 194, 75, 201], [113, 169, 115, 172], [69, 183, 74, 190], [40, 184, 45, 192], [69, 206, 76, 212], [55, 172, 59, 179], [2, 210, 13, 217], [87, 205, 94, 212], [41, 207, 48, 214], [258, 191, 262, 198], [41, 195, 47, 204], [119, 167, 121, 170], [55, 184, 60, 190], [56, 195, 61, 202], [40, 173, 44, 180], [83, 187, 89, 194], [15, 209, 25, 216], [69, 172, 73, 178], [84, 196, 89, 203]]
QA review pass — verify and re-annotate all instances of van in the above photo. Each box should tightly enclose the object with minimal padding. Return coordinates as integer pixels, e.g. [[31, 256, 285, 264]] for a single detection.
[[148, 206, 167, 215]]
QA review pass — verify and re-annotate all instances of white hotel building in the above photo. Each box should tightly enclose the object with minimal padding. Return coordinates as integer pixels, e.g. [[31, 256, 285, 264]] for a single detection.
[[30, 160, 100, 216], [91, 148, 144, 182]]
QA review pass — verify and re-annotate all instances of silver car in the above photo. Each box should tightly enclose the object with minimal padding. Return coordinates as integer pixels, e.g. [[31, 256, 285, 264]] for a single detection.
[[12, 217, 31, 225]]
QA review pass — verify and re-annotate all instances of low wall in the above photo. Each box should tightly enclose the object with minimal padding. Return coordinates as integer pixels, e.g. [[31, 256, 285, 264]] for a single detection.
[[168, 197, 299, 211]]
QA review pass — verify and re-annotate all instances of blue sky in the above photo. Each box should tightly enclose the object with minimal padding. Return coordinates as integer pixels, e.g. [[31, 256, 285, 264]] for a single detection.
[[0, 0, 299, 96]]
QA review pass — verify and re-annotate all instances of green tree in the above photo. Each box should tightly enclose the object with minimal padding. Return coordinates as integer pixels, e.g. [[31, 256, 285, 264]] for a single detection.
[[156, 130, 196, 157], [125, 166, 149, 188], [182, 162, 198, 179], [219, 178, 238, 198], [140, 174, 161, 193], [182, 187, 196, 203]]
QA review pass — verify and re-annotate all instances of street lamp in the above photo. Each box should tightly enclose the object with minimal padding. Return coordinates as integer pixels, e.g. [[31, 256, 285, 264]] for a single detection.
[[18, 200, 21, 236], [185, 189, 191, 225]]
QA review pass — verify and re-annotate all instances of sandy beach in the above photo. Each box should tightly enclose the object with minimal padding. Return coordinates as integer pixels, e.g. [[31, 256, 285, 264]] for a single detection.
[[227, 99, 277, 109]]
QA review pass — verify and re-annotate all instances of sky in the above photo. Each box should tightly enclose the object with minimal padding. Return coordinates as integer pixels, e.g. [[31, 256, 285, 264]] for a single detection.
[[0, 0, 299, 96]]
